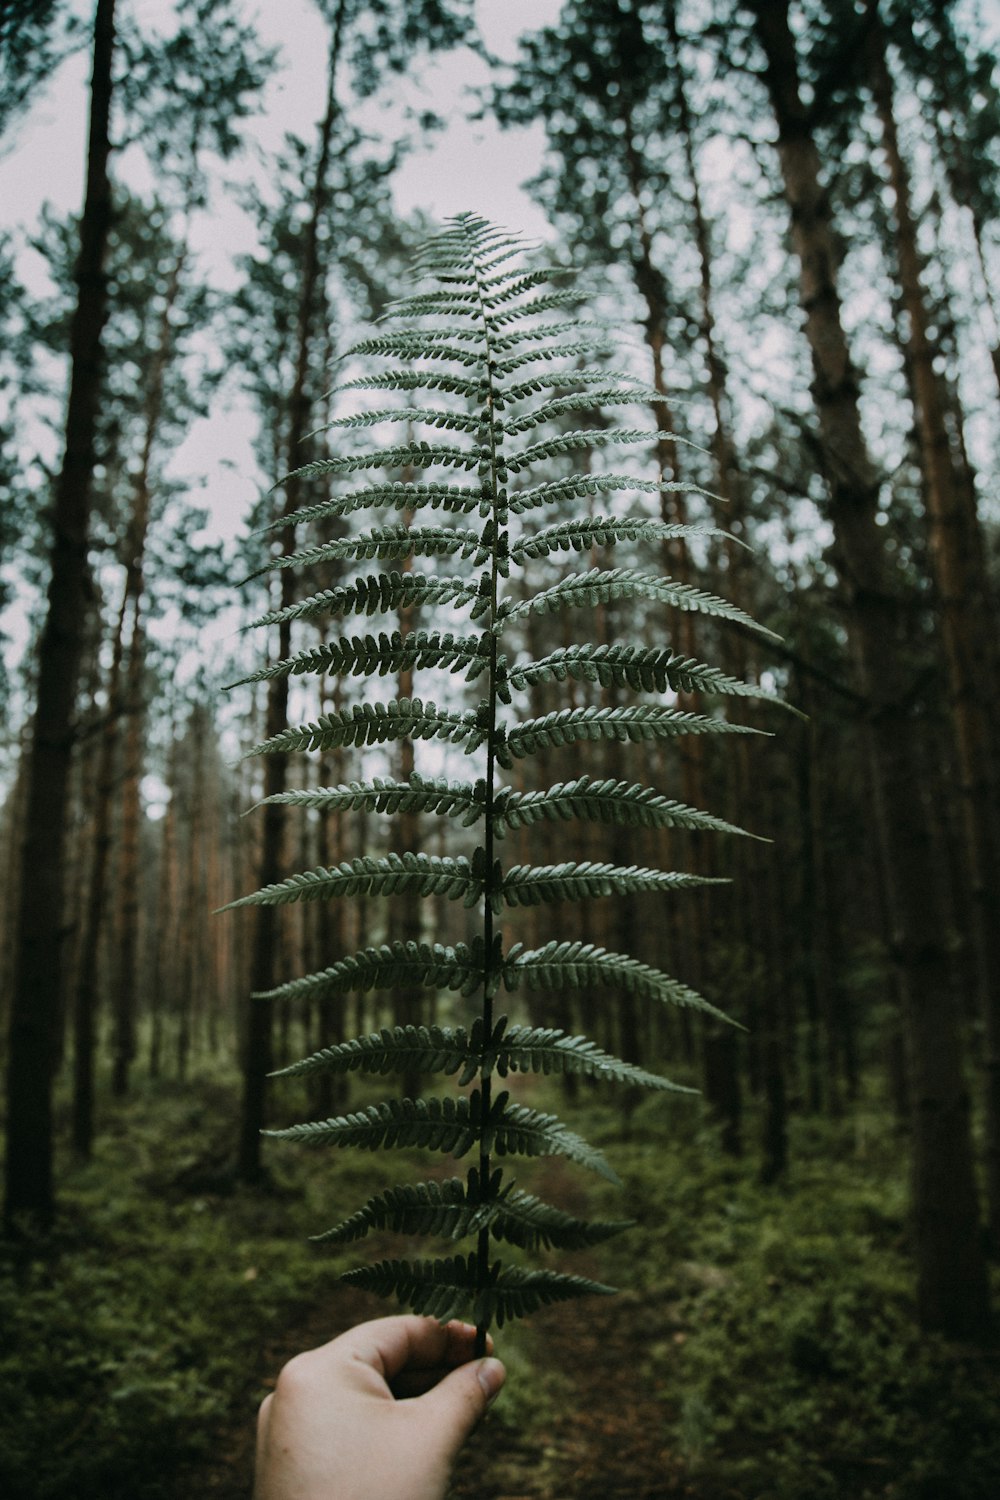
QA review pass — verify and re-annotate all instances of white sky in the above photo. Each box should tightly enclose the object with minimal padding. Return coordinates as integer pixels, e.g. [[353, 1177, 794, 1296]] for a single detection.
[[0, 0, 564, 708]]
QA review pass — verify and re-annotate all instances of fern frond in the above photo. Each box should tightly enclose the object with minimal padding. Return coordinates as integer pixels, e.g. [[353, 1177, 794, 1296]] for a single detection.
[[270, 1021, 477, 1077], [256, 483, 485, 536], [340, 1255, 477, 1323], [491, 319, 616, 353], [508, 472, 723, 517], [486, 1092, 619, 1182], [477, 1266, 618, 1327], [265, 1095, 482, 1155], [503, 389, 671, 434], [487, 288, 586, 325], [494, 339, 615, 377], [341, 1255, 615, 1327], [329, 370, 486, 401], [501, 861, 727, 907], [245, 573, 478, 630], [490, 1022, 695, 1093], [504, 567, 779, 640], [247, 525, 483, 583], [245, 699, 483, 758], [275, 443, 479, 490], [505, 941, 737, 1027], [232, 628, 491, 689], [379, 288, 482, 319], [254, 773, 486, 825], [502, 366, 650, 402], [495, 776, 762, 841], [343, 332, 485, 365], [508, 644, 787, 706], [509, 516, 728, 563], [258, 944, 484, 1009], [317, 405, 484, 437], [481, 266, 578, 301], [222, 853, 480, 913], [315, 1173, 632, 1251], [486, 1190, 632, 1251], [313, 1178, 486, 1245], [503, 704, 762, 765]]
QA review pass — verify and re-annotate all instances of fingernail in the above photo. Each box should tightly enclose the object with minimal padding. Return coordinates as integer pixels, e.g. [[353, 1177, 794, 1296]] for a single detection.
[[477, 1357, 505, 1406]]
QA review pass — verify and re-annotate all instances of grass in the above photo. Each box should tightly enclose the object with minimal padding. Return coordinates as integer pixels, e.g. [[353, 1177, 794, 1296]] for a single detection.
[[1, 1066, 998, 1500]]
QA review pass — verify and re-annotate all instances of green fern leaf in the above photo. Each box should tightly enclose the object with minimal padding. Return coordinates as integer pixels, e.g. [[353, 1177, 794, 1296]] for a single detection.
[[508, 644, 788, 706], [504, 567, 779, 640], [494, 339, 615, 378], [508, 472, 721, 517], [245, 573, 478, 630], [486, 1091, 619, 1182], [245, 699, 484, 758], [330, 370, 486, 402], [249, 525, 483, 582], [318, 405, 484, 436], [257, 942, 485, 1008], [255, 481, 484, 534], [503, 704, 762, 765], [505, 940, 737, 1028], [312, 1178, 487, 1245], [270, 1021, 477, 1078], [232, 628, 491, 689], [340, 1255, 479, 1324], [500, 861, 727, 907], [506, 426, 686, 474], [265, 1095, 482, 1156], [487, 1189, 633, 1251], [479, 1267, 618, 1328], [254, 773, 486, 825], [509, 516, 728, 562], [490, 1022, 695, 1093], [278, 441, 478, 489], [495, 776, 762, 841], [222, 853, 481, 913]]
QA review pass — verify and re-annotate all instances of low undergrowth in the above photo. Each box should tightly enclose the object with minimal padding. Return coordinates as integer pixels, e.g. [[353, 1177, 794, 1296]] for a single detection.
[[1, 1071, 998, 1500]]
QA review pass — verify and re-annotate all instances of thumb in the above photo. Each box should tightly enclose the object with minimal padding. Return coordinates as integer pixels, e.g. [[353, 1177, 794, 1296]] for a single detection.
[[416, 1356, 506, 1461]]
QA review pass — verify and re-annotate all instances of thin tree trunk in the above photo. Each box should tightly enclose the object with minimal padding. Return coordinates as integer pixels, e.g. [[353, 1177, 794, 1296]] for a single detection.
[[4, 0, 116, 1231], [750, 0, 992, 1340], [112, 598, 144, 1095], [865, 1, 1000, 1252], [238, 5, 345, 1182], [70, 581, 128, 1156]]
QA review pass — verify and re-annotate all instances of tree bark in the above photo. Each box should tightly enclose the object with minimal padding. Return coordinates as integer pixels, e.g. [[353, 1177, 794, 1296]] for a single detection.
[[238, 3, 345, 1182], [865, 0, 1000, 1253], [4, 0, 116, 1232], [749, 0, 992, 1340]]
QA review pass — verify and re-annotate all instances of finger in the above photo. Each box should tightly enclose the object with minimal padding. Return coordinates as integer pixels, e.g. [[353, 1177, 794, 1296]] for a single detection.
[[337, 1315, 456, 1383], [414, 1356, 506, 1459]]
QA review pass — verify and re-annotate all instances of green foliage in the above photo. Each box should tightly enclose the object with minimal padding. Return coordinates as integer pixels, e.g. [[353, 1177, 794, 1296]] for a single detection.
[[232, 214, 780, 1337]]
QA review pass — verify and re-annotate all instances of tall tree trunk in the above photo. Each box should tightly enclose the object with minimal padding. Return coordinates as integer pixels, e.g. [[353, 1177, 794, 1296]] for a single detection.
[[112, 597, 144, 1096], [749, 0, 992, 1340], [4, 0, 116, 1232], [865, 0, 1000, 1252], [238, 5, 345, 1182], [70, 581, 128, 1157]]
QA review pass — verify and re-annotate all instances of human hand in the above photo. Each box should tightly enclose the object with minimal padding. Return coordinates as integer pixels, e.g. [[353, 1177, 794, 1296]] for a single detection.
[[253, 1315, 506, 1500]]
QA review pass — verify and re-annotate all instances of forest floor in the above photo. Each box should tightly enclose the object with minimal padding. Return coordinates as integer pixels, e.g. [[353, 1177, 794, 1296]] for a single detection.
[[3, 1068, 1000, 1500]]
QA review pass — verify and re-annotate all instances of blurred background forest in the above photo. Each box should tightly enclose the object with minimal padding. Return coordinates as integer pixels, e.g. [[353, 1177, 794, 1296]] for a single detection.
[[2, 1, 1000, 1497]]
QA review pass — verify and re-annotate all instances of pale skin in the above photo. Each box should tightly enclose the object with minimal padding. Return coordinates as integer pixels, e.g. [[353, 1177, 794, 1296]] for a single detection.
[[254, 1316, 506, 1500]]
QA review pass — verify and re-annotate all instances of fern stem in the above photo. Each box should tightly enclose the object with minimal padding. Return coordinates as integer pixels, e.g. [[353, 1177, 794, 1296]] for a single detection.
[[474, 224, 502, 1360]]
